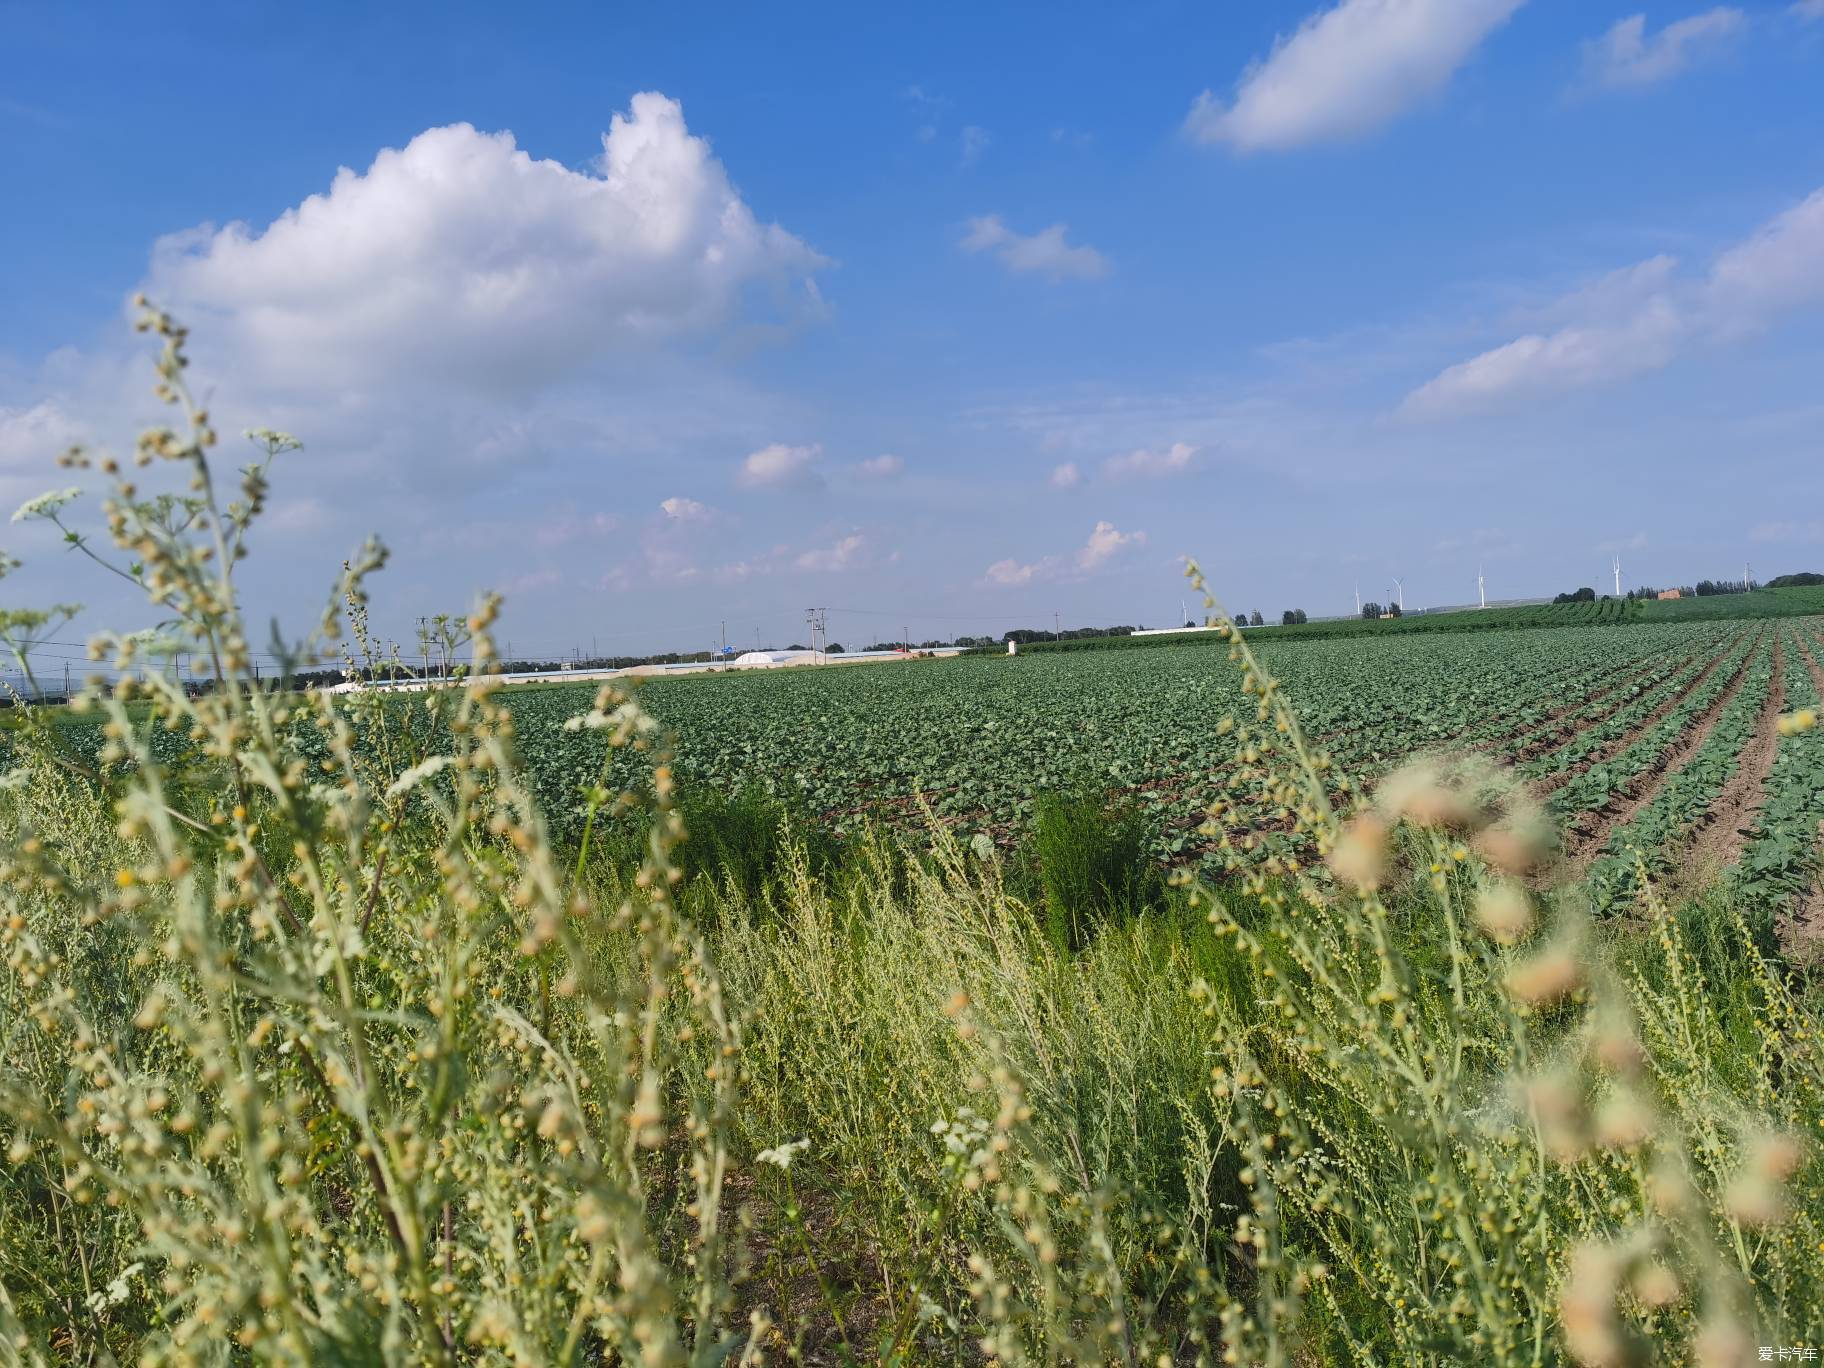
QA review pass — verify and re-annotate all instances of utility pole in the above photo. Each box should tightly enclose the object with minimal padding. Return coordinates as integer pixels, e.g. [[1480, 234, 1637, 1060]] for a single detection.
[[1054, 610, 1061, 642], [1745, 561, 1752, 593], [418, 616, 429, 681], [804, 607, 827, 662], [720, 621, 726, 655]]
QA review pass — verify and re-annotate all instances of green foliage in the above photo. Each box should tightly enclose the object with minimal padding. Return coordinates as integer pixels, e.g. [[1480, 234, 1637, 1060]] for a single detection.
[[671, 783, 837, 910], [1020, 790, 1161, 950]]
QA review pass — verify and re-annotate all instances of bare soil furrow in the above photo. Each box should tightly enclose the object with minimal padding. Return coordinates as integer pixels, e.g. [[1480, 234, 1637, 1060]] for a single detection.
[[1561, 637, 1761, 870]]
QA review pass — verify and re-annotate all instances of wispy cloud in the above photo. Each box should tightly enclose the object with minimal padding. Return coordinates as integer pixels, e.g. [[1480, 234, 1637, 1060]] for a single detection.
[[961, 216, 1108, 281], [981, 520, 1147, 586], [853, 453, 903, 479], [1597, 531, 1649, 554], [960, 125, 990, 166], [1581, 8, 1745, 90], [1402, 187, 1824, 418], [1751, 519, 1824, 543], [1103, 441, 1198, 480], [1184, 0, 1526, 153], [533, 511, 620, 549], [1048, 461, 1082, 490], [795, 533, 868, 571]]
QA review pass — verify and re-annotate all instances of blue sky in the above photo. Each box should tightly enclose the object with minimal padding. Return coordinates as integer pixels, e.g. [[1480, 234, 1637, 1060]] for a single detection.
[[3, 0, 1823, 660]]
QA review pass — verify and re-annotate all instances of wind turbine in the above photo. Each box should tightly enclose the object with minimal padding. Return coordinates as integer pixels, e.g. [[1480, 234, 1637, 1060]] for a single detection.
[[1354, 580, 1361, 616], [1612, 556, 1622, 597], [1391, 577, 1404, 612], [1478, 564, 1486, 610]]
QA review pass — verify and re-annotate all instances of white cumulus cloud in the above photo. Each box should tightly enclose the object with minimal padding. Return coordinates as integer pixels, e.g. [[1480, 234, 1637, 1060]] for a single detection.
[[738, 441, 823, 489], [1403, 187, 1824, 418], [962, 216, 1108, 281], [1049, 461, 1082, 490], [659, 496, 713, 521], [146, 93, 827, 397], [1582, 9, 1745, 90], [1183, 0, 1526, 153], [1075, 520, 1146, 571], [1103, 441, 1198, 480]]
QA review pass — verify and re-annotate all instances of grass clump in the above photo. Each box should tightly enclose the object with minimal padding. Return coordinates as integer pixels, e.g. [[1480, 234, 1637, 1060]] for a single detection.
[[1018, 789, 1161, 951]]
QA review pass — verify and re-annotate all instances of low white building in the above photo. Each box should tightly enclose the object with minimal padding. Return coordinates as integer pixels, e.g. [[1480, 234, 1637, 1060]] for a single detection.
[[732, 650, 815, 668]]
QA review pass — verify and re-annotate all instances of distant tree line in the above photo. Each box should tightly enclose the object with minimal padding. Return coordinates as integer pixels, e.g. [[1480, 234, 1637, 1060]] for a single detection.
[[1769, 572, 1824, 588], [1359, 602, 1402, 619], [994, 625, 1139, 646], [1623, 579, 1757, 600]]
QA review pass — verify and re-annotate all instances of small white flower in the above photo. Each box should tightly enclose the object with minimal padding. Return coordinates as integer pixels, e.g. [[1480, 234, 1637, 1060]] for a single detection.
[[755, 1137, 811, 1170], [11, 487, 82, 523]]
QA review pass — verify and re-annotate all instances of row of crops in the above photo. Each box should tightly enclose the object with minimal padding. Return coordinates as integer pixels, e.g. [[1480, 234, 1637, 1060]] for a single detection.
[[1731, 622, 1824, 912]]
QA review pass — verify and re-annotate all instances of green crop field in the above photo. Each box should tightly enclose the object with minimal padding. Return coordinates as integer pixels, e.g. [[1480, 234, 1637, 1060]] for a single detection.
[[486, 616, 1824, 916]]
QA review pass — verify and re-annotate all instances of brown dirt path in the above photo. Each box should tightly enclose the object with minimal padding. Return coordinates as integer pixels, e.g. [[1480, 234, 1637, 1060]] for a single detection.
[[1560, 635, 1761, 871]]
